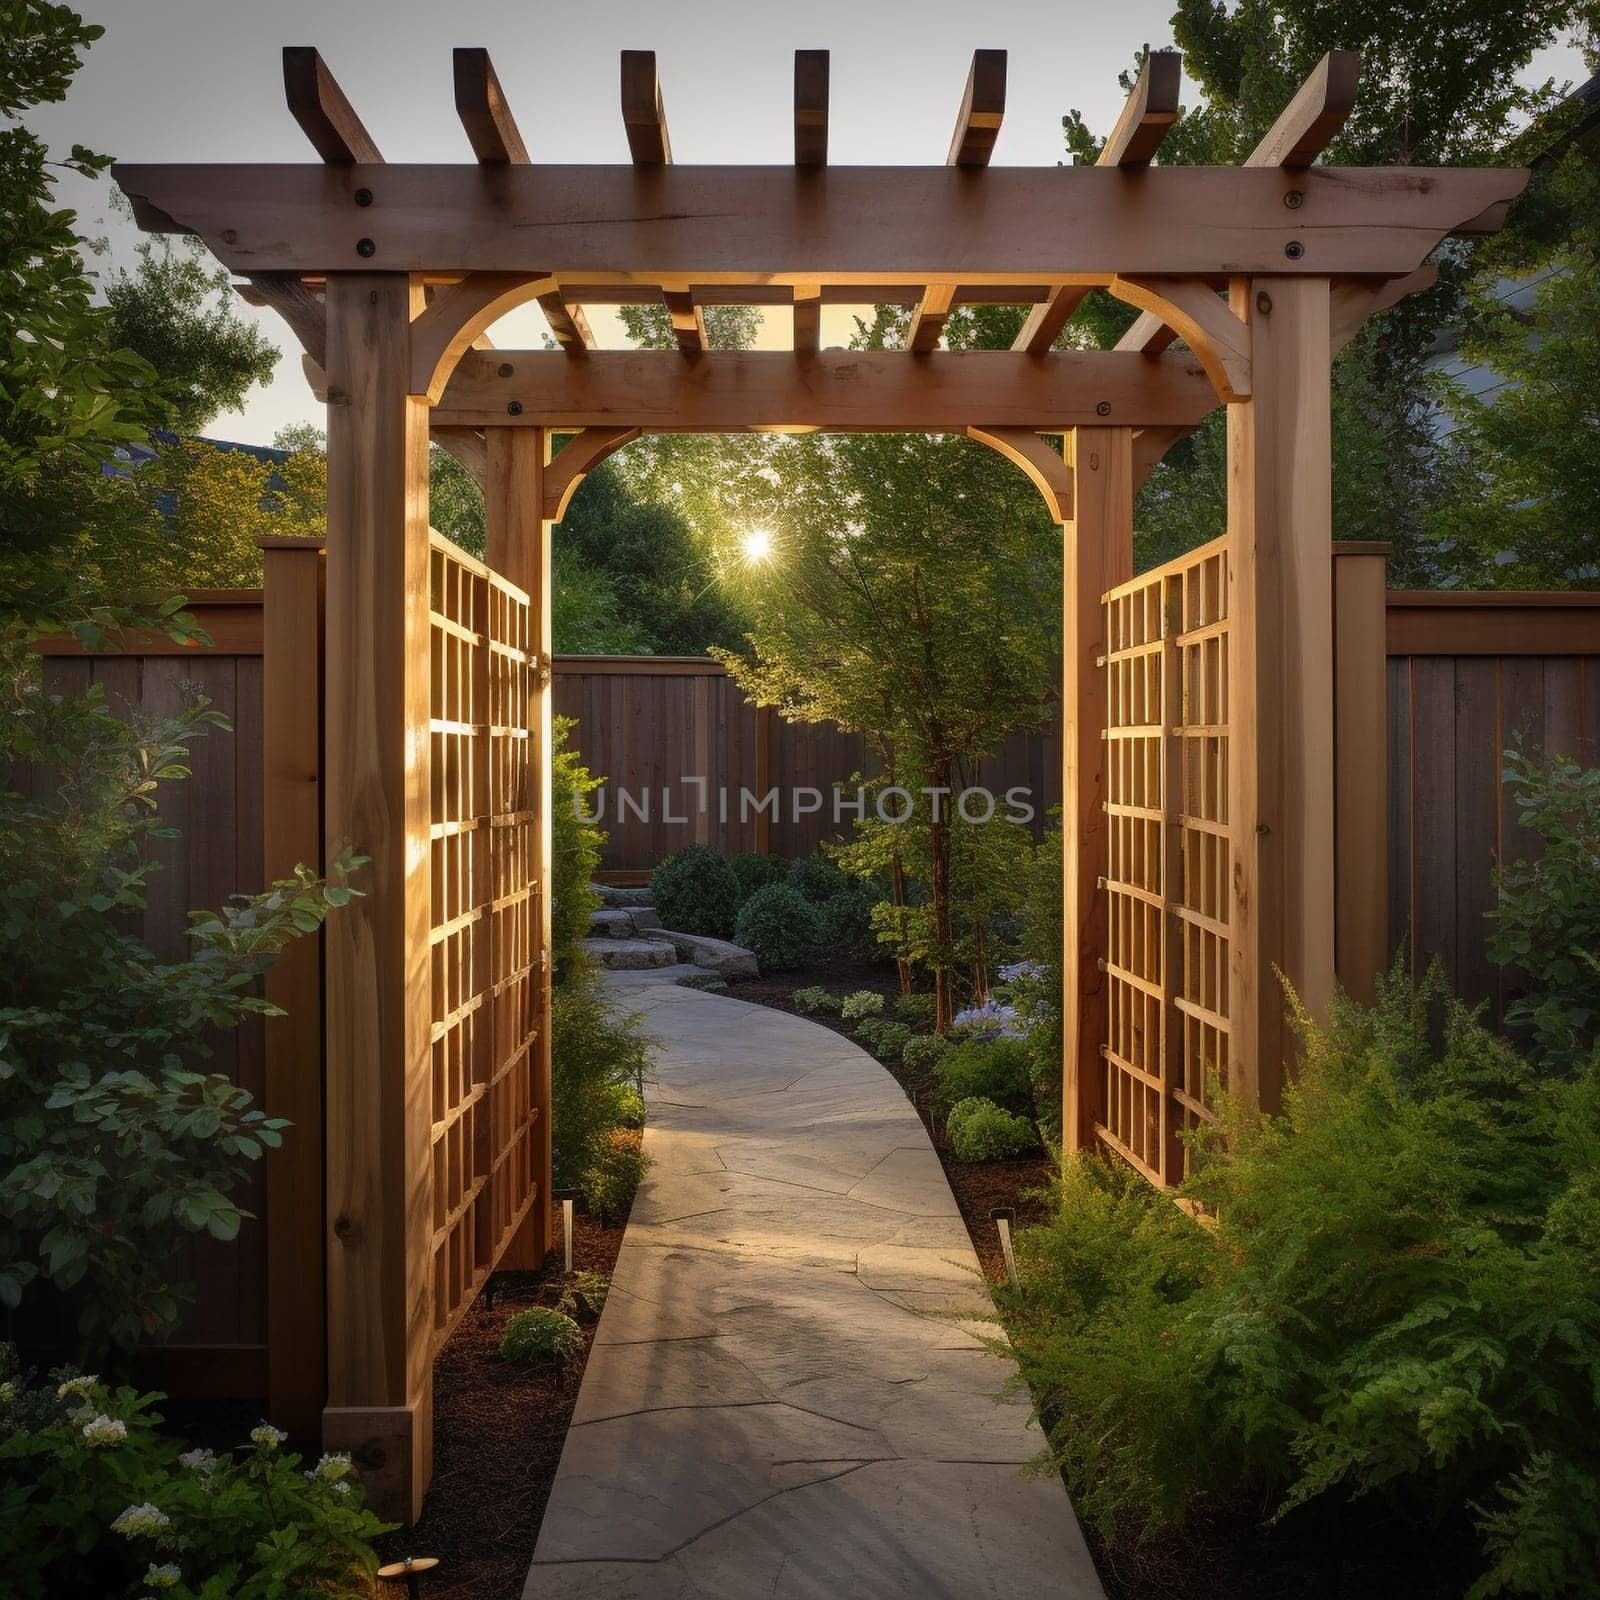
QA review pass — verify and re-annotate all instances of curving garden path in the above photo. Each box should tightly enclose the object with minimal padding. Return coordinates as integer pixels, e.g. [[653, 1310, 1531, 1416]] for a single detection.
[[522, 974, 1103, 1600]]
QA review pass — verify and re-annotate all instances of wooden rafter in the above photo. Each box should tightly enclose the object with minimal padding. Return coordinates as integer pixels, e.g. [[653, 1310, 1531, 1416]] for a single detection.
[[621, 50, 671, 165], [791, 282, 822, 353], [115, 163, 1525, 277], [947, 50, 1006, 167], [538, 290, 595, 353], [1246, 49, 1359, 168], [660, 288, 706, 354], [282, 47, 381, 163], [1013, 54, 1183, 356], [794, 50, 829, 168], [1098, 50, 1183, 168], [453, 48, 528, 163], [906, 284, 955, 352], [434, 348, 1221, 431]]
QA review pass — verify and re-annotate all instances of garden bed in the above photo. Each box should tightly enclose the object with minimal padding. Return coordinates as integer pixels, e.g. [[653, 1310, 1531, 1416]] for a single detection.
[[369, 1133, 638, 1600]]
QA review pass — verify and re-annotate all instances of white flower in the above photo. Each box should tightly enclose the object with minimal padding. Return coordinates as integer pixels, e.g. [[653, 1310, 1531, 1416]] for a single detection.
[[81, 1413, 128, 1446], [249, 1422, 288, 1451], [330, 1480, 352, 1496], [57, 1375, 98, 1399], [178, 1446, 217, 1473], [112, 1503, 171, 1538], [313, 1451, 353, 1482], [144, 1563, 181, 1590]]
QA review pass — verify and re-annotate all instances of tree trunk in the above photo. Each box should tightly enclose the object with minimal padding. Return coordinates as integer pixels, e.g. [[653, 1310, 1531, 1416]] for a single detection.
[[889, 851, 914, 998], [928, 757, 955, 1032]]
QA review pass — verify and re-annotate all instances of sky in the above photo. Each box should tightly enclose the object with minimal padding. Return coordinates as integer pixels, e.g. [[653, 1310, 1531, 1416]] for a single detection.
[[30, 0, 1593, 446]]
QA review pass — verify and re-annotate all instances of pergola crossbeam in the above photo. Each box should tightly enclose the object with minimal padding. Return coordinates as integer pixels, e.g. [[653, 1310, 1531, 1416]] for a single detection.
[[453, 48, 529, 163], [947, 49, 1006, 167], [906, 284, 955, 352], [661, 288, 707, 353], [794, 50, 829, 168], [282, 47, 381, 163], [621, 50, 672, 165]]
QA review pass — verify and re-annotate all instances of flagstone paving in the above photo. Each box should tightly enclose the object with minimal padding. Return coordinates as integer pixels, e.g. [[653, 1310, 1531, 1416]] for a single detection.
[[523, 978, 1103, 1600]]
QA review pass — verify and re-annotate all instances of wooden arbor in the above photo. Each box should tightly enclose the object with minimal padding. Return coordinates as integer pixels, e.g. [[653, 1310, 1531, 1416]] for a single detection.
[[115, 43, 1525, 1518]]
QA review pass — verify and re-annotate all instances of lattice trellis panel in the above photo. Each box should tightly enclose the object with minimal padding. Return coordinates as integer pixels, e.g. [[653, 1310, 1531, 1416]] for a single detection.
[[1099, 535, 1231, 1187], [427, 531, 541, 1345]]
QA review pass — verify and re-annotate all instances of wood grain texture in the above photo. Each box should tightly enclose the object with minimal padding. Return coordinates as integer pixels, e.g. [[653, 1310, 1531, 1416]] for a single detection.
[[1227, 275, 1335, 1116], [621, 51, 671, 165], [435, 348, 1221, 431], [321, 273, 434, 1522], [282, 47, 381, 164], [794, 51, 829, 168], [453, 48, 529, 164], [1062, 426, 1133, 1152], [947, 50, 1007, 167], [1099, 50, 1182, 168], [1246, 50, 1361, 169], [111, 163, 1529, 278], [260, 541, 327, 1439]]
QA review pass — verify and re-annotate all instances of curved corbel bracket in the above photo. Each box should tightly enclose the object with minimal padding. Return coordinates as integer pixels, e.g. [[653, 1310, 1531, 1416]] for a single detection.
[[966, 425, 1073, 522], [1331, 263, 1438, 357], [410, 272, 560, 402], [543, 426, 642, 522], [1109, 277, 1252, 403]]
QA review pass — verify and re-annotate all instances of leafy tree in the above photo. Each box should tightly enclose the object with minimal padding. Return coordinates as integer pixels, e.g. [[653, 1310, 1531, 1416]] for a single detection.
[[1055, 10, 1595, 579], [1428, 154, 1600, 587], [717, 430, 1060, 1028], [103, 226, 279, 435]]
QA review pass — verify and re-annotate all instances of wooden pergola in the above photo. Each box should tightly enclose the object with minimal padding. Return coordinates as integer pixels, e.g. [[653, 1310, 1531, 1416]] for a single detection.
[[115, 43, 1526, 1519]]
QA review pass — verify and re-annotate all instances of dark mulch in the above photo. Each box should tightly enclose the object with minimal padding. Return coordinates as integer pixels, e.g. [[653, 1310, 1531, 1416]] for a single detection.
[[371, 1131, 639, 1600], [728, 972, 1469, 1600]]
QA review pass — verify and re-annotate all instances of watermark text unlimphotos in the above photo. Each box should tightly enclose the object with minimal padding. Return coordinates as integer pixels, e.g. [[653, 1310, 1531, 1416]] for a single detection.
[[573, 780, 1035, 827]]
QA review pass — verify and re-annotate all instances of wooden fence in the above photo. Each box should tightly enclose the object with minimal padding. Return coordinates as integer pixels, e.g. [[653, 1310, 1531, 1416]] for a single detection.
[[30, 557, 1600, 1414]]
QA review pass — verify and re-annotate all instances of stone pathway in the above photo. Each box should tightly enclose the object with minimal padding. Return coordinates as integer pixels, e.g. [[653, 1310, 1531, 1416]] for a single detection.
[[523, 978, 1103, 1600]]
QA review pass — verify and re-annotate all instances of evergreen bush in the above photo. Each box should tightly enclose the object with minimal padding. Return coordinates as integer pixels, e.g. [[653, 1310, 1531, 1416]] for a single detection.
[[728, 851, 790, 905], [931, 1035, 1035, 1118], [733, 884, 821, 973], [650, 845, 742, 938], [946, 1097, 1039, 1161]]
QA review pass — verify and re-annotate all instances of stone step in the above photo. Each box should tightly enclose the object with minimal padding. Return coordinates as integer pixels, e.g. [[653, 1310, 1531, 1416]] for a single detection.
[[581, 936, 679, 971], [660, 929, 760, 981], [588, 907, 638, 938], [627, 907, 662, 931], [592, 883, 654, 909]]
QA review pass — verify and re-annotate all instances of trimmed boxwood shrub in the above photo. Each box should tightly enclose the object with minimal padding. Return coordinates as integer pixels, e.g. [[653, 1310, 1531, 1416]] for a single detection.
[[817, 881, 881, 959], [729, 851, 791, 905], [650, 844, 741, 937], [932, 1034, 1035, 1117], [734, 883, 821, 973], [946, 1096, 1039, 1161], [786, 852, 851, 905]]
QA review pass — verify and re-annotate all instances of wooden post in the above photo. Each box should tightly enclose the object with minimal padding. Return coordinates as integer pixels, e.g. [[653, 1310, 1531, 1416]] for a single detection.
[[1333, 542, 1390, 1004], [1061, 426, 1134, 1152], [321, 273, 436, 1522], [485, 428, 554, 1266], [1226, 277, 1336, 1115], [259, 536, 327, 1441]]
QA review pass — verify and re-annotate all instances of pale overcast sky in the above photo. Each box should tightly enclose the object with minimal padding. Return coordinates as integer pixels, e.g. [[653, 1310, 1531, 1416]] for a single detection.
[[30, 0, 1591, 445]]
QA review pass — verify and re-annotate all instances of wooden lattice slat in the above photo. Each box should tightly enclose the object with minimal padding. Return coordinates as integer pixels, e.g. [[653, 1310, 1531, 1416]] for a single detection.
[[427, 531, 540, 1346], [1099, 534, 1232, 1186]]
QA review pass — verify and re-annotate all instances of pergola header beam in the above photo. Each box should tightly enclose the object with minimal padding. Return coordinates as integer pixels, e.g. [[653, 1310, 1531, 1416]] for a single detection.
[[114, 163, 1527, 278], [431, 347, 1222, 430]]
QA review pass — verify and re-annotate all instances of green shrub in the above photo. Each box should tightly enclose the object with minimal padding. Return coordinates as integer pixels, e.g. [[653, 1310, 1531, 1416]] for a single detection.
[[729, 852, 790, 904], [0, 641, 360, 1353], [580, 1132, 651, 1223], [499, 1307, 584, 1364], [841, 990, 885, 1021], [551, 717, 605, 972], [791, 985, 842, 1014], [786, 852, 850, 905], [614, 1086, 646, 1128], [817, 882, 881, 959], [650, 845, 742, 938], [931, 1035, 1035, 1117], [733, 883, 821, 973], [1016, 824, 1065, 1138], [1001, 965, 1600, 1597], [0, 1364, 390, 1600], [551, 971, 650, 1192], [894, 992, 937, 1026], [554, 1270, 610, 1318], [866, 1021, 913, 1063], [901, 1033, 949, 1074], [1487, 747, 1600, 1072], [946, 1097, 1039, 1161], [853, 1015, 889, 1046]]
